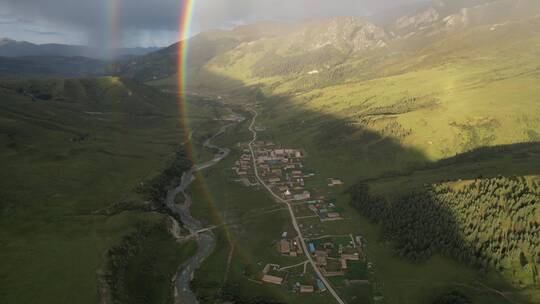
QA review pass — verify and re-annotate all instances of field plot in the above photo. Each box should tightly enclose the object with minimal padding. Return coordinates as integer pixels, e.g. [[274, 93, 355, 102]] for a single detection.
[[292, 202, 318, 218]]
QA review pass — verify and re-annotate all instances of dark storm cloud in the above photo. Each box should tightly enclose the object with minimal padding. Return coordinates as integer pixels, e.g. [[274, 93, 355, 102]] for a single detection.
[[0, 0, 424, 47], [0, 0, 182, 46]]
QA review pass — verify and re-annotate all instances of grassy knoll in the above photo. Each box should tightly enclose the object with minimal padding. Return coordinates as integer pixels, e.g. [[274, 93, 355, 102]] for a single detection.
[[0, 78, 200, 303]]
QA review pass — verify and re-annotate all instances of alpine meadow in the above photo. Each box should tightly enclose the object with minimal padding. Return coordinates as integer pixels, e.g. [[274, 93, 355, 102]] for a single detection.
[[0, 1, 539, 304]]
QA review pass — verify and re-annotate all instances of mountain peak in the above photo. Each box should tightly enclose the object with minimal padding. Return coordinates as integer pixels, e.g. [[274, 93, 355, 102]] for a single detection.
[[389, 0, 540, 37], [395, 6, 440, 30], [294, 16, 388, 53]]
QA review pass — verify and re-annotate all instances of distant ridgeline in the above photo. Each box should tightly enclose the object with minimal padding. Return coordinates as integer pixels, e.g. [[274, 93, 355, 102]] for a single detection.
[[351, 176, 540, 288]]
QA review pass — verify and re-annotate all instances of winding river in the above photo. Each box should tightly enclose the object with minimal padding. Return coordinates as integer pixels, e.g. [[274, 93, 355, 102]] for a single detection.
[[164, 109, 244, 304]]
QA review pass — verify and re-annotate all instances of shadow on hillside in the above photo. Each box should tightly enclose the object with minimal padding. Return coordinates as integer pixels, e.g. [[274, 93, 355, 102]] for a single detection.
[[173, 69, 540, 302], [349, 179, 537, 303], [361, 141, 540, 188], [182, 68, 540, 183]]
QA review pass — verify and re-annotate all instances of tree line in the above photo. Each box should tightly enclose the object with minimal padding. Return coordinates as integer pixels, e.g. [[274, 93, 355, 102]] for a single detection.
[[105, 147, 194, 304], [351, 176, 540, 288], [135, 147, 192, 222]]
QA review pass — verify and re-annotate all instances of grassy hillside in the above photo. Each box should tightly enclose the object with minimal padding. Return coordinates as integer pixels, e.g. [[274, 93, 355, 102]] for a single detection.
[[0, 77, 198, 304], [202, 17, 539, 161], [0, 56, 108, 79], [352, 176, 540, 289], [138, 1, 540, 167], [118, 0, 540, 301], [119, 21, 294, 82]]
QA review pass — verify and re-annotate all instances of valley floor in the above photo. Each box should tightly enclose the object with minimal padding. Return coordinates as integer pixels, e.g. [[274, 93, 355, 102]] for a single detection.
[[184, 99, 538, 304]]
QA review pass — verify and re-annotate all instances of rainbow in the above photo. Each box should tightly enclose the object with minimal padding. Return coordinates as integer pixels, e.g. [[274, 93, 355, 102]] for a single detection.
[[177, 0, 196, 157], [174, 1, 265, 285], [105, 0, 122, 58]]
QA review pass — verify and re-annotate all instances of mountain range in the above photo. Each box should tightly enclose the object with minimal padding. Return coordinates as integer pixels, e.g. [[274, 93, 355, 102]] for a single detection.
[[0, 56, 108, 79], [0, 39, 163, 78], [121, 0, 540, 82], [0, 38, 161, 60], [119, 0, 540, 162]]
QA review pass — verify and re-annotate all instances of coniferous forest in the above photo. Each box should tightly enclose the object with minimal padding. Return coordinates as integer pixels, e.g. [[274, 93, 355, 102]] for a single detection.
[[351, 176, 540, 288]]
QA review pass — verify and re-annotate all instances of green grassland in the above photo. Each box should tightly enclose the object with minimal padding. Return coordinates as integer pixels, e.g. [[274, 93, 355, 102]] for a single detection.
[[0, 78, 203, 303], [253, 106, 540, 303], [137, 4, 540, 303], [185, 99, 233, 164], [186, 21, 540, 298], [200, 16, 540, 163], [4, 3, 539, 304], [145, 12, 540, 182], [179, 111, 529, 304]]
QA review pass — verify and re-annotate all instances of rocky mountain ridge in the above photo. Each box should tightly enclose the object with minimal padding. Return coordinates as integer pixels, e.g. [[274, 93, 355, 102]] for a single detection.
[[118, 0, 540, 82]]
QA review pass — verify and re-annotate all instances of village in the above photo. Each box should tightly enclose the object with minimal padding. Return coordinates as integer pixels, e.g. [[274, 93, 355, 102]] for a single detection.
[[232, 140, 379, 300]]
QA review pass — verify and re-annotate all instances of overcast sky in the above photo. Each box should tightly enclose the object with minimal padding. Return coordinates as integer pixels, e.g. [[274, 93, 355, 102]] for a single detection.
[[0, 0, 422, 48]]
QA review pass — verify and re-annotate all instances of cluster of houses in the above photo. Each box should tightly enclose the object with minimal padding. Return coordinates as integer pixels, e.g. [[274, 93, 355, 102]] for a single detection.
[[277, 232, 303, 257], [306, 200, 343, 222], [232, 148, 259, 187], [261, 263, 324, 294], [233, 149, 252, 176], [262, 236, 366, 293], [261, 264, 285, 285], [231, 141, 375, 297], [232, 141, 317, 199], [308, 236, 364, 277], [251, 143, 311, 198]]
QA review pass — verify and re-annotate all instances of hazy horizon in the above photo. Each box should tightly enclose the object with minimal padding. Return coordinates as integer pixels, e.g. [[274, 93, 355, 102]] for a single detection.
[[0, 0, 425, 48]]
